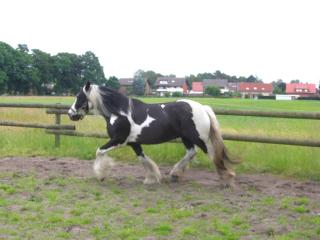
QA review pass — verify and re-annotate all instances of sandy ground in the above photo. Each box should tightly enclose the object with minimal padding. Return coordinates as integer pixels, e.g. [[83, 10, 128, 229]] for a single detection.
[[1, 156, 319, 201]]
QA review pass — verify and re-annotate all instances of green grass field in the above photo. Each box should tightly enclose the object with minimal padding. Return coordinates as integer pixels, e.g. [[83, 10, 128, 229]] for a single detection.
[[1, 167, 319, 240], [0, 96, 320, 180]]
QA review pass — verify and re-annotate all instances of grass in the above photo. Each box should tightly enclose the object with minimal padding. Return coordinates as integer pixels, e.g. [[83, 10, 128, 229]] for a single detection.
[[0, 172, 319, 240], [0, 96, 320, 180]]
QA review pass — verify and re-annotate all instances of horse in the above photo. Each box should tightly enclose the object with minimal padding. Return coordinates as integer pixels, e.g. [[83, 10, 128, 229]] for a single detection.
[[68, 81, 236, 187]]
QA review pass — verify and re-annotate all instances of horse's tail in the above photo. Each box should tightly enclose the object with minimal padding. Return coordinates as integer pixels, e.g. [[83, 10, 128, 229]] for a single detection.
[[203, 105, 237, 180]]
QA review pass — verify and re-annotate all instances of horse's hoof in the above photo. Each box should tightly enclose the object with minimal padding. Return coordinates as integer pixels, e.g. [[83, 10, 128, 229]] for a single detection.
[[219, 182, 236, 190], [143, 177, 161, 185], [170, 175, 179, 183]]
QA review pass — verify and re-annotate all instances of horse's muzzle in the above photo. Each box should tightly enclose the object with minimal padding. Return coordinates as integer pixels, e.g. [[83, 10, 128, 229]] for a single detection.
[[68, 109, 83, 121], [68, 113, 82, 121]]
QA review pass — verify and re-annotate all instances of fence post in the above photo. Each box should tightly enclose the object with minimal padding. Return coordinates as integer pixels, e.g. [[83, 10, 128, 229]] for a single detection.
[[54, 113, 61, 147]]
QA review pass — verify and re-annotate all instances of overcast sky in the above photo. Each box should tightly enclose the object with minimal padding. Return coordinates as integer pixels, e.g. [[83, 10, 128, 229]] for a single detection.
[[1, 0, 319, 84]]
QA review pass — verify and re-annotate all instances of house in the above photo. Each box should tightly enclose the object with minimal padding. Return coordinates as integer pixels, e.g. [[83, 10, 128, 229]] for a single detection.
[[285, 83, 317, 97], [118, 78, 152, 96], [203, 79, 229, 94], [227, 82, 240, 93], [155, 77, 189, 96], [118, 78, 134, 95], [189, 82, 204, 95], [238, 83, 273, 98]]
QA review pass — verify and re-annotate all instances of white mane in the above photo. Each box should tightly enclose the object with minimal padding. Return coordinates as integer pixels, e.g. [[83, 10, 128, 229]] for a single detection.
[[84, 84, 111, 117]]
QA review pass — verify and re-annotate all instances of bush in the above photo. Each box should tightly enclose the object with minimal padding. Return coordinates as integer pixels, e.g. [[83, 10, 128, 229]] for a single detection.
[[258, 95, 276, 100], [172, 92, 183, 97], [204, 86, 220, 96], [297, 96, 320, 100], [164, 92, 171, 97]]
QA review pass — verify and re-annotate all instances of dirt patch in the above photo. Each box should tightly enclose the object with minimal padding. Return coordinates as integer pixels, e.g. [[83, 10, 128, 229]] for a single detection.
[[1, 156, 320, 239], [1, 156, 319, 200]]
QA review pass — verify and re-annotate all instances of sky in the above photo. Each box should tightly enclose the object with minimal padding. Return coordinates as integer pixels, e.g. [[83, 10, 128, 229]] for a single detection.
[[1, 0, 320, 84]]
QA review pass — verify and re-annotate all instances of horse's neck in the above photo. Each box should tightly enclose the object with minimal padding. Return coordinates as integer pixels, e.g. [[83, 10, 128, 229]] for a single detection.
[[96, 88, 130, 118]]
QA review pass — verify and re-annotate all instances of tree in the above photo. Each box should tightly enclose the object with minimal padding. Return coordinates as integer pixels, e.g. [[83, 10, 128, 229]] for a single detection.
[[32, 49, 54, 94], [132, 69, 162, 88], [205, 86, 220, 96], [14, 44, 40, 94], [142, 70, 161, 88], [105, 76, 120, 90], [0, 70, 8, 93], [291, 79, 300, 83], [53, 53, 82, 94], [247, 75, 258, 82], [133, 70, 145, 96], [133, 78, 145, 96], [272, 79, 286, 94], [80, 51, 106, 85], [0, 42, 16, 93]]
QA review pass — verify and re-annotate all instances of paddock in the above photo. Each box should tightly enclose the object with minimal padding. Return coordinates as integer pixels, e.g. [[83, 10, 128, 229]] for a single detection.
[[1, 98, 320, 238], [1, 156, 320, 239]]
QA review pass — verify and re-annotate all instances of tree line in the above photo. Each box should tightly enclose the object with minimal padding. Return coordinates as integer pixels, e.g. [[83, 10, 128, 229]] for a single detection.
[[0, 41, 106, 95], [1, 41, 291, 96]]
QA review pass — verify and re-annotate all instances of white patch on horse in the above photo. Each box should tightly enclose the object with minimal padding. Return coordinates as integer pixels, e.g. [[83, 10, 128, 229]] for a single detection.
[[170, 148, 196, 177], [125, 113, 155, 142], [68, 101, 76, 115], [84, 84, 111, 117], [160, 104, 165, 109], [138, 155, 162, 184], [110, 114, 118, 125], [177, 99, 211, 142]]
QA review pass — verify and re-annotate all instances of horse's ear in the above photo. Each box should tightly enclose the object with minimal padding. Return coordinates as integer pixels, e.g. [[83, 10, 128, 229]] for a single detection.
[[85, 81, 91, 92]]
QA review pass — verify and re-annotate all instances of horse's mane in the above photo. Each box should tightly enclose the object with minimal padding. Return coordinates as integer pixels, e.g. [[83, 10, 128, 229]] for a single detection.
[[96, 86, 130, 117]]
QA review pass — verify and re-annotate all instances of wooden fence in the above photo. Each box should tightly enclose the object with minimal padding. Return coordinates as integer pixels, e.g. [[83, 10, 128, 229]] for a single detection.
[[1, 102, 320, 148]]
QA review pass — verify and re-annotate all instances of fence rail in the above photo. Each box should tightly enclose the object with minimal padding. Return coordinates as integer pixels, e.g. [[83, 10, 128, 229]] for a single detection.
[[0, 121, 75, 130], [2, 103, 320, 120], [0, 103, 69, 109], [45, 129, 320, 148], [1, 102, 319, 148]]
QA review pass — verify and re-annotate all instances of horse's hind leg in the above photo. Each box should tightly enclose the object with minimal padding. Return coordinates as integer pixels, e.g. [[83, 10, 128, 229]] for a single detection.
[[129, 143, 161, 184], [170, 138, 196, 182]]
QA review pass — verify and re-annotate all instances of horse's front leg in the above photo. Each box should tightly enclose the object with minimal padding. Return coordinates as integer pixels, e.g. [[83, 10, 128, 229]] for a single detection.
[[94, 139, 120, 181]]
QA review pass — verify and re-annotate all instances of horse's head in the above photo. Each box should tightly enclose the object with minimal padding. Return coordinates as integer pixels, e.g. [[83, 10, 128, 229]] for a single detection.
[[68, 81, 92, 121]]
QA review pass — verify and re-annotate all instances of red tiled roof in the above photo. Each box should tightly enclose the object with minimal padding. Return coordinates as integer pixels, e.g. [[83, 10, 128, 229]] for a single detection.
[[239, 83, 273, 93], [285, 83, 316, 94], [192, 82, 203, 92]]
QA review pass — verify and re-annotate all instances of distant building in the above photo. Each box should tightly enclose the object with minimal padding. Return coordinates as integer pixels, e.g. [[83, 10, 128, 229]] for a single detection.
[[227, 82, 240, 93], [238, 83, 273, 98], [189, 82, 204, 95], [203, 79, 229, 94], [276, 94, 299, 101], [155, 77, 189, 96], [118, 78, 134, 95], [118, 78, 152, 96], [285, 83, 317, 96]]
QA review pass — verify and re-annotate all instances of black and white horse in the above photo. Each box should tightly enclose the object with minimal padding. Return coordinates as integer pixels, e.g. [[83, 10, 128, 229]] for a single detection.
[[68, 82, 235, 186]]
